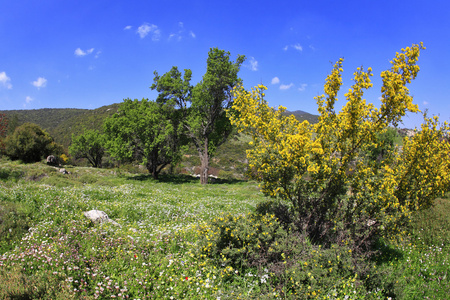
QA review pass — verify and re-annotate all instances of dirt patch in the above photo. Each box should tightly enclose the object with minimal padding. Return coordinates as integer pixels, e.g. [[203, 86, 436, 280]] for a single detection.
[[27, 173, 48, 181]]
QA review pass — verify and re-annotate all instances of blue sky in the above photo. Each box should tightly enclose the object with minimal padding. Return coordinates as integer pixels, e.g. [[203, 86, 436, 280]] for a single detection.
[[1, 0, 449, 128]]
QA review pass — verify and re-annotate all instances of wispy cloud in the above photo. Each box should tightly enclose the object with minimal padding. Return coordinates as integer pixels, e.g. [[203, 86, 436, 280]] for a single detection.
[[247, 57, 258, 71], [298, 83, 307, 92], [0, 71, 12, 89], [32, 77, 47, 89], [25, 96, 33, 103], [293, 44, 303, 51], [124, 25, 132, 30], [271, 77, 280, 84], [280, 83, 294, 90], [75, 48, 95, 57], [423, 101, 429, 105], [283, 43, 303, 52], [137, 23, 160, 40], [168, 22, 196, 41]]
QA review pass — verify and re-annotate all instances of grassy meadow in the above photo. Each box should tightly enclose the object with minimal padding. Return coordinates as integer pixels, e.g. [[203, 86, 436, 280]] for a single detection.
[[1, 158, 449, 299]]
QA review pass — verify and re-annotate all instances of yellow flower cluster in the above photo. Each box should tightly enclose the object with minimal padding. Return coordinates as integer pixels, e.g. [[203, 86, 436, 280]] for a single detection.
[[228, 43, 450, 238]]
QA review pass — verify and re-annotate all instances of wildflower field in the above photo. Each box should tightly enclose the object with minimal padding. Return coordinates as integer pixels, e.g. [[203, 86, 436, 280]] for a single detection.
[[0, 159, 449, 299]]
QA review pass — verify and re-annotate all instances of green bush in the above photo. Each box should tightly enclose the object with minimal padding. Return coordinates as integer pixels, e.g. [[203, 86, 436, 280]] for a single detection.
[[198, 213, 289, 270], [4, 123, 63, 163]]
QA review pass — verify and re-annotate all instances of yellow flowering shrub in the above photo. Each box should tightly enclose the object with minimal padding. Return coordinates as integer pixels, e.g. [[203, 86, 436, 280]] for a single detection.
[[229, 43, 450, 249]]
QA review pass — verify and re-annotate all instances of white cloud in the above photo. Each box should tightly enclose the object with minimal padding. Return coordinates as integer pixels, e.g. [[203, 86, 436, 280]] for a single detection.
[[75, 47, 95, 57], [271, 77, 280, 84], [32, 77, 47, 89], [283, 44, 303, 52], [168, 22, 196, 41], [25, 96, 33, 103], [298, 83, 307, 92], [280, 83, 294, 90], [137, 23, 160, 40], [248, 57, 258, 71], [293, 43, 303, 51], [423, 101, 429, 105], [95, 50, 102, 59], [0, 71, 12, 89], [124, 25, 132, 30]]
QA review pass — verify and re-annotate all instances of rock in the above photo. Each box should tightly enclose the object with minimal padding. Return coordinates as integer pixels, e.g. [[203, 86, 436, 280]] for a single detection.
[[47, 155, 57, 166], [59, 168, 70, 175], [83, 210, 121, 227]]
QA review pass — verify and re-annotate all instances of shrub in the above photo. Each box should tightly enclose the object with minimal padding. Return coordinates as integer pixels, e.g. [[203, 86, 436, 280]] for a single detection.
[[229, 43, 450, 253], [4, 123, 63, 163]]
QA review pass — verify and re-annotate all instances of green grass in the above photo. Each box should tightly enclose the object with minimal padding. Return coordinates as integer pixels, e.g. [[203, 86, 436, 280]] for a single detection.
[[0, 159, 449, 299]]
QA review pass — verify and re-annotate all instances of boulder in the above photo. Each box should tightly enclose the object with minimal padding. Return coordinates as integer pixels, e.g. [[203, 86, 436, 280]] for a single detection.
[[83, 210, 121, 227], [47, 155, 57, 166], [59, 168, 70, 174]]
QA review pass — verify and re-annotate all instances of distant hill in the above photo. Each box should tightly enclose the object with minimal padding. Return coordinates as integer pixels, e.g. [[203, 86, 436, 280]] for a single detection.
[[284, 110, 319, 124], [1, 104, 119, 148], [1, 105, 318, 148]]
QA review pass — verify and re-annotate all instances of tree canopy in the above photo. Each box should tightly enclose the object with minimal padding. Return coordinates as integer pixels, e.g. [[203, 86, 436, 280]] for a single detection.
[[69, 129, 106, 168], [152, 47, 245, 184], [4, 123, 62, 163], [104, 98, 186, 179]]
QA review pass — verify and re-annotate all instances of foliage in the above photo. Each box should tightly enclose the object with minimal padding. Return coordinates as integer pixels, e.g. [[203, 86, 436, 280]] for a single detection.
[[229, 43, 450, 252], [3, 122, 63, 163], [69, 129, 106, 168], [104, 98, 187, 179], [152, 47, 245, 184], [60, 153, 69, 164], [367, 126, 398, 162], [0, 113, 7, 154]]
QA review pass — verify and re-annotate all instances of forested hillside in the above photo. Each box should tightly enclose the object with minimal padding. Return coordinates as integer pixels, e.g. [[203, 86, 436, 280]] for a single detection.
[[1, 105, 317, 147], [1, 104, 318, 178], [0, 104, 119, 148]]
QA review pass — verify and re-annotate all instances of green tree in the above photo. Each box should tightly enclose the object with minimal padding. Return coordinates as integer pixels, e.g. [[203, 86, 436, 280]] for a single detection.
[[69, 129, 106, 168], [104, 98, 185, 179], [4, 123, 62, 163], [368, 127, 398, 163], [152, 47, 245, 184]]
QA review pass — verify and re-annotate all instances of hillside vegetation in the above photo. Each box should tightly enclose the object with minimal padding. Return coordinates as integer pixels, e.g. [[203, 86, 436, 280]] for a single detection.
[[0, 105, 316, 179], [0, 160, 449, 299], [0, 106, 316, 149]]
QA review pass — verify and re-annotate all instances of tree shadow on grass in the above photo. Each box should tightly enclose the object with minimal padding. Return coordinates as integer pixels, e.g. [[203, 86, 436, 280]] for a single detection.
[[371, 238, 404, 265], [126, 173, 246, 185]]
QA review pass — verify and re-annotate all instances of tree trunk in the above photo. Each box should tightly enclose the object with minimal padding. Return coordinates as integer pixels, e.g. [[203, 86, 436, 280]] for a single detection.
[[147, 162, 159, 180], [199, 142, 209, 185]]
